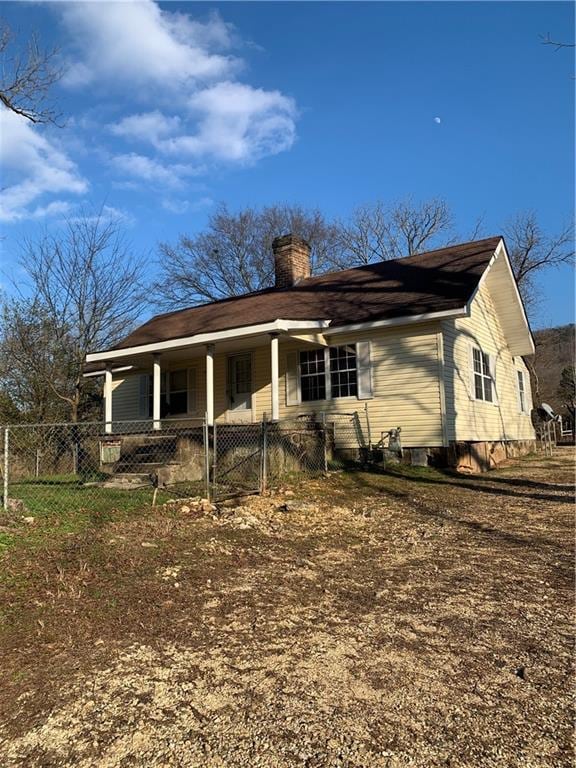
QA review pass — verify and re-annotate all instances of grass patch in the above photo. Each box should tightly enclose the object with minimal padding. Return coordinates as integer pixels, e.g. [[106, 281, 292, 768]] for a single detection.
[[1, 477, 206, 557], [0, 533, 14, 552], [9, 477, 206, 518]]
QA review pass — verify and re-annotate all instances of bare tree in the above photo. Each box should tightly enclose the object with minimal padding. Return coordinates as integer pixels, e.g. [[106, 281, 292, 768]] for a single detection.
[[0, 299, 73, 422], [7, 210, 150, 421], [156, 199, 571, 324], [503, 212, 574, 313], [0, 21, 62, 124], [540, 33, 575, 51], [331, 198, 454, 268], [557, 365, 576, 419], [156, 203, 340, 308]]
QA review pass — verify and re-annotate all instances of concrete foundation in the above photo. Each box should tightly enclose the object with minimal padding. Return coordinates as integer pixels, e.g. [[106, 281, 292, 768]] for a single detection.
[[407, 439, 537, 473]]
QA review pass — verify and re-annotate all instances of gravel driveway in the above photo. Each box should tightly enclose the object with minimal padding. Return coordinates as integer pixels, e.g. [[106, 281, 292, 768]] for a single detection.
[[0, 448, 573, 767]]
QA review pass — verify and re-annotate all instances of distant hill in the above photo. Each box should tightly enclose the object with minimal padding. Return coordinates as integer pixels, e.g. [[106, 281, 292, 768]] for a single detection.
[[531, 324, 575, 413]]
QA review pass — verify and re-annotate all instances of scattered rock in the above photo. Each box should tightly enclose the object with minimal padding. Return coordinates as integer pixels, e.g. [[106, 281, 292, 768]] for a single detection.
[[22, 516, 35, 525], [279, 500, 318, 514], [159, 566, 181, 581], [7, 498, 27, 514]]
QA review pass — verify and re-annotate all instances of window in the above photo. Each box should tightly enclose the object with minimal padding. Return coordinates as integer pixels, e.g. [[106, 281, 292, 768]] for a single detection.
[[145, 369, 189, 417], [330, 345, 358, 398], [300, 349, 326, 402], [472, 347, 494, 403], [517, 370, 527, 413], [299, 345, 358, 402], [168, 370, 188, 415]]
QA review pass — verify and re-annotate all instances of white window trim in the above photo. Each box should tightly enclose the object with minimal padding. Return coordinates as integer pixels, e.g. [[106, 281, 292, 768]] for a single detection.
[[470, 345, 498, 406], [299, 344, 361, 404], [516, 368, 528, 414]]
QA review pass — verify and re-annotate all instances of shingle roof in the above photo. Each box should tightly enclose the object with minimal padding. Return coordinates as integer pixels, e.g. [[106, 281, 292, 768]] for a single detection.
[[111, 237, 501, 352]]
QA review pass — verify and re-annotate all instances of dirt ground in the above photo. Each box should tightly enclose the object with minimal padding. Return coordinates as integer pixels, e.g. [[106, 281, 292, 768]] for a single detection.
[[0, 448, 573, 767]]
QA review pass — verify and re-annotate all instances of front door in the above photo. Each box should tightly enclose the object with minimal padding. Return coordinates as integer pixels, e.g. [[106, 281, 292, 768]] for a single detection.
[[227, 353, 253, 418]]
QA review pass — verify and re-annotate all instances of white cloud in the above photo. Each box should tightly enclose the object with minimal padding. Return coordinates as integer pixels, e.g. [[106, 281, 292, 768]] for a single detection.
[[29, 201, 73, 219], [0, 109, 88, 222], [61, 2, 238, 92], [0, 2, 299, 223], [110, 153, 200, 188], [161, 196, 214, 214], [114, 84, 297, 165], [58, 1, 298, 178], [66, 204, 135, 226], [185, 82, 297, 162], [109, 111, 182, 146]]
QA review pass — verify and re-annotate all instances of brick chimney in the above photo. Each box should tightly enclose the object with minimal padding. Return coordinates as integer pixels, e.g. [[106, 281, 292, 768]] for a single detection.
[[272, 234, 311, 289]]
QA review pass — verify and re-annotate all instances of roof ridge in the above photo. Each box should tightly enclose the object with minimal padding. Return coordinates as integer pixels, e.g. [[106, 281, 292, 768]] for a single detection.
[[148, 236, 503, 323], [295, 235, 503, 286]]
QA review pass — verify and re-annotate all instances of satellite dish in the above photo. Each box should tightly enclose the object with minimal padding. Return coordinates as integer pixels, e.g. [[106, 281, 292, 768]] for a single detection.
[[536, 403, 560, 422]]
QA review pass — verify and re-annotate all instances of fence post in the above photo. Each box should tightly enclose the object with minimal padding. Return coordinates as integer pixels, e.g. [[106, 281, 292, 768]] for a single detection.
[[203, 415, 210, 502], [211, 421, 217, 502], [321, 412, 328, 473], [260, 418, 268, 493], [3, 427, 9, 512]]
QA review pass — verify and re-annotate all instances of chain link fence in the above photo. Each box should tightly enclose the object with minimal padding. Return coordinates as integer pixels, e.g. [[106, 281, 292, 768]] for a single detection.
[[1, 419, 208, 516], [1, 412, 367, 513]]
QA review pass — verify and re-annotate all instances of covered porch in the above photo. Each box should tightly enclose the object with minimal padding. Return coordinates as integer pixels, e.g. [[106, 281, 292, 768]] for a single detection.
[[86, 320, 331, 433]]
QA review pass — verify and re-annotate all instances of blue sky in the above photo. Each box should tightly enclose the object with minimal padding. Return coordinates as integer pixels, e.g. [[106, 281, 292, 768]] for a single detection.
[[1, 1, 574, 329]]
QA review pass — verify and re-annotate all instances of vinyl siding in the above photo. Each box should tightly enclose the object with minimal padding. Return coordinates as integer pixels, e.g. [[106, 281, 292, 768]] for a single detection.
[[256, 324, 445, 448], [110, 374, 141, 422], [111, 359, 206, 425], [108, 288, 534, 447], [108, 324, 445, 446], [442, 281, 535, 442]]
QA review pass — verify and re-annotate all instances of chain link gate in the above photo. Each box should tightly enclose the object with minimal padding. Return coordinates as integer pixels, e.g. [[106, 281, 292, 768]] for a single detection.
[[211, 422, 264, 500]]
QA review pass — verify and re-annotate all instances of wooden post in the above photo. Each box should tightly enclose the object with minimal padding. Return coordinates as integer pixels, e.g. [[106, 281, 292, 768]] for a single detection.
[[270, 333, 279, 422], [104, 364, 113, 434], [206, 344, 215, 427], [153, 353, 161, 431]]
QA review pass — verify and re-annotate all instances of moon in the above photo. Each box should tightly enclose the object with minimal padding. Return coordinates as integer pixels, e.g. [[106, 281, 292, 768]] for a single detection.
[[434, 117, 442, 124]]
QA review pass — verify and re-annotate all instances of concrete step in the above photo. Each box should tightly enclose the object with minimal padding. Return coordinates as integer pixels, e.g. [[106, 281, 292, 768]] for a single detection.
[[115, 462, 165, 472], [101, 472, 155, 489]]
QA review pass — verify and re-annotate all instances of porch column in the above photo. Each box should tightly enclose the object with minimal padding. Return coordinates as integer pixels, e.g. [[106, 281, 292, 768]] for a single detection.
[[270, 333, 279, 421], [206, 344, 215, 426], [153, 353, 161, 431], [104, 365, 113, 434]]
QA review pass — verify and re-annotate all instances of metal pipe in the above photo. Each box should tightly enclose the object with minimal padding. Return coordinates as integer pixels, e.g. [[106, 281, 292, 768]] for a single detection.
[[261, 418, 268, 493], [3, 427, 9, 512], [321, 412, 328, 473], [203, 415, 210, 502]]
